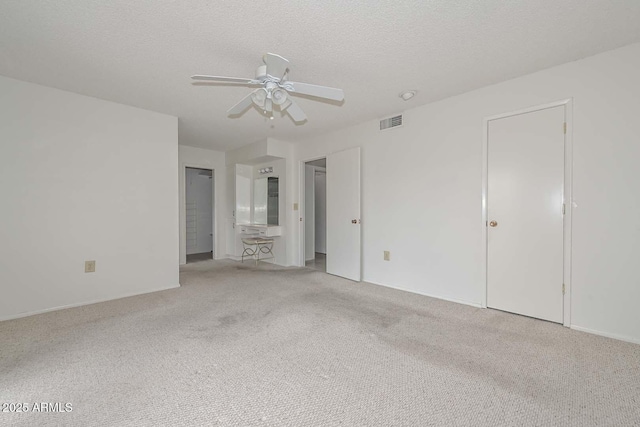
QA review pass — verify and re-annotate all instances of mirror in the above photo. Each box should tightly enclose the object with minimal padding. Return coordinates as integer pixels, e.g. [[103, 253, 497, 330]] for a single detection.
[[254, 177, 279, 225]]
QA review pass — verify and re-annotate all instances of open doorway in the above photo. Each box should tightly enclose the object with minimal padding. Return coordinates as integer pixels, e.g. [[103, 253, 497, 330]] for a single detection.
[[304, 159, 327, 272], [300, 148, 361, 280], [185, 167, 214, 263]]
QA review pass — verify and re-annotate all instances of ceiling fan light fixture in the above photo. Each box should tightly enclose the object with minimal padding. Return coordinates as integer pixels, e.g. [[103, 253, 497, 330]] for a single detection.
[[399, 90, 417, 101], [251, 88, 268, 108], [280, 98, 292, 111], [271, 88, 287, 105]]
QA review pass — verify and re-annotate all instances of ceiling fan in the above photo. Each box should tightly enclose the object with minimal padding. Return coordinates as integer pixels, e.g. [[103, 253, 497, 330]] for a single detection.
[[191, 53, 344, 123]]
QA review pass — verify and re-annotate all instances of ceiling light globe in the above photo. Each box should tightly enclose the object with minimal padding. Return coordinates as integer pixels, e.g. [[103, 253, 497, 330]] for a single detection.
[[251, 88, 268, 107], [271, 89, 288, 105]]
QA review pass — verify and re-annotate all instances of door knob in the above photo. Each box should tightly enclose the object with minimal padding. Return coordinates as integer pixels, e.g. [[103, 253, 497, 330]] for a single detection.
[[489, 220, 498, 227], [351, 219, 357, 224]]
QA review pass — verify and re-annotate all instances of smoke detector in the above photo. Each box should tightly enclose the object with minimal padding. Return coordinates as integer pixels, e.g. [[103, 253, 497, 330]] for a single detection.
[[399, 90, 417, 101]]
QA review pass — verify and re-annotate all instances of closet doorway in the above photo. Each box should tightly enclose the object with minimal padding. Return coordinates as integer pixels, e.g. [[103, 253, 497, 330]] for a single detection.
[[304, 159, 327, 272], [185, 167, 214, 263], [483, 99, 573, 325], [301, 147, 362, 281]]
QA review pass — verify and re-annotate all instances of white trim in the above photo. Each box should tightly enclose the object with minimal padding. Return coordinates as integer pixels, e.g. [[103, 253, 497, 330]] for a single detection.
[[0, 284, 181, 322], [180, 162, 216, 266], [483, 99, 571, 122], [571, 325, 640, 345], [298, 160, 305, 267], [481, 99, 573, 326], [563, 100, 574, 327], [481, 120, 489, 308], [365, 279, 482, 308]]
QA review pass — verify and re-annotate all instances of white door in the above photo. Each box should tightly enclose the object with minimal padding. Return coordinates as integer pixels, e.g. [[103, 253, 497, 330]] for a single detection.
[[487, 106, 565, 323], [326, 147, 361, 281]]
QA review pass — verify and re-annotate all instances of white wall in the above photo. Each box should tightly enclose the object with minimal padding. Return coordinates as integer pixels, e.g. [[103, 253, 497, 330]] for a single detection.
[[291, 42, 640, 344], [185, 168, 213, 255], [0, 75, 179, 320], [178, 146, 226, 265]]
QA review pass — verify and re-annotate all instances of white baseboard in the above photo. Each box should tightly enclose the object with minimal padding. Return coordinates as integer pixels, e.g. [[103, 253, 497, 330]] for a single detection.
[[362, 281, 640, 344], [363, 279, 482, 308], [570, 325, 640, 345], [0, 284, 181, 322]]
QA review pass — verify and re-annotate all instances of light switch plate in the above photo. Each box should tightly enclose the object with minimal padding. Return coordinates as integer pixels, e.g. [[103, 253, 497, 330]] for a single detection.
[[293, 203, 299, 211], [384, 251, 390, 261], [85, 260, 96, 273]]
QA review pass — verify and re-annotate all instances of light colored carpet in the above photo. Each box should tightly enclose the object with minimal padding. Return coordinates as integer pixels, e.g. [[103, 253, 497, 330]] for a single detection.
[[186, 252, 214, 263], [305, 253, 326, 273], [1, 259, 639, 426]]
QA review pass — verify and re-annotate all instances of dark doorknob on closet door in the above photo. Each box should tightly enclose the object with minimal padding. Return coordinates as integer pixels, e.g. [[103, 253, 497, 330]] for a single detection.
[[352, 219, 357, 224]]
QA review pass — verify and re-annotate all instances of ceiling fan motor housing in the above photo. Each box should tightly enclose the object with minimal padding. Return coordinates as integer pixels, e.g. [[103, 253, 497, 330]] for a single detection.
[[255, 65, 267, 80]]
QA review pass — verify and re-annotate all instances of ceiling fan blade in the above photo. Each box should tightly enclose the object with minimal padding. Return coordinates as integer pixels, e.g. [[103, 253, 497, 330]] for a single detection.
[[191, 75, 258, 84], [263, 53, 289, 79], [283, 99, 307, 123], [227, 93, 254, 115], [287, 81, 344, 101]]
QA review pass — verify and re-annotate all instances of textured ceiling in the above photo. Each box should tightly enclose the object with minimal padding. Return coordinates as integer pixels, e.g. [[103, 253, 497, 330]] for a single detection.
[[1, 1, 640, 151]]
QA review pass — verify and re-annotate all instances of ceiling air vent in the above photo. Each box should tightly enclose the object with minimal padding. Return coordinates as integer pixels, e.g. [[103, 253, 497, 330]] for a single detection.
[[380, 114, 403, 130]]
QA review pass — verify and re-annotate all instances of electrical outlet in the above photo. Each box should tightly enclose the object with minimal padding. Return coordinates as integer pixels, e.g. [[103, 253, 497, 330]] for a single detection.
[[85, 260, 96, 273], [384, 251, 390, 261]]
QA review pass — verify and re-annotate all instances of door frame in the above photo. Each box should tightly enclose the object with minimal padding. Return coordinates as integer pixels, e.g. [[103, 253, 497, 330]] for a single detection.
[[180, 163, 216, 265], [481, 99, 573, 327], [298, 155, 327, 267]]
